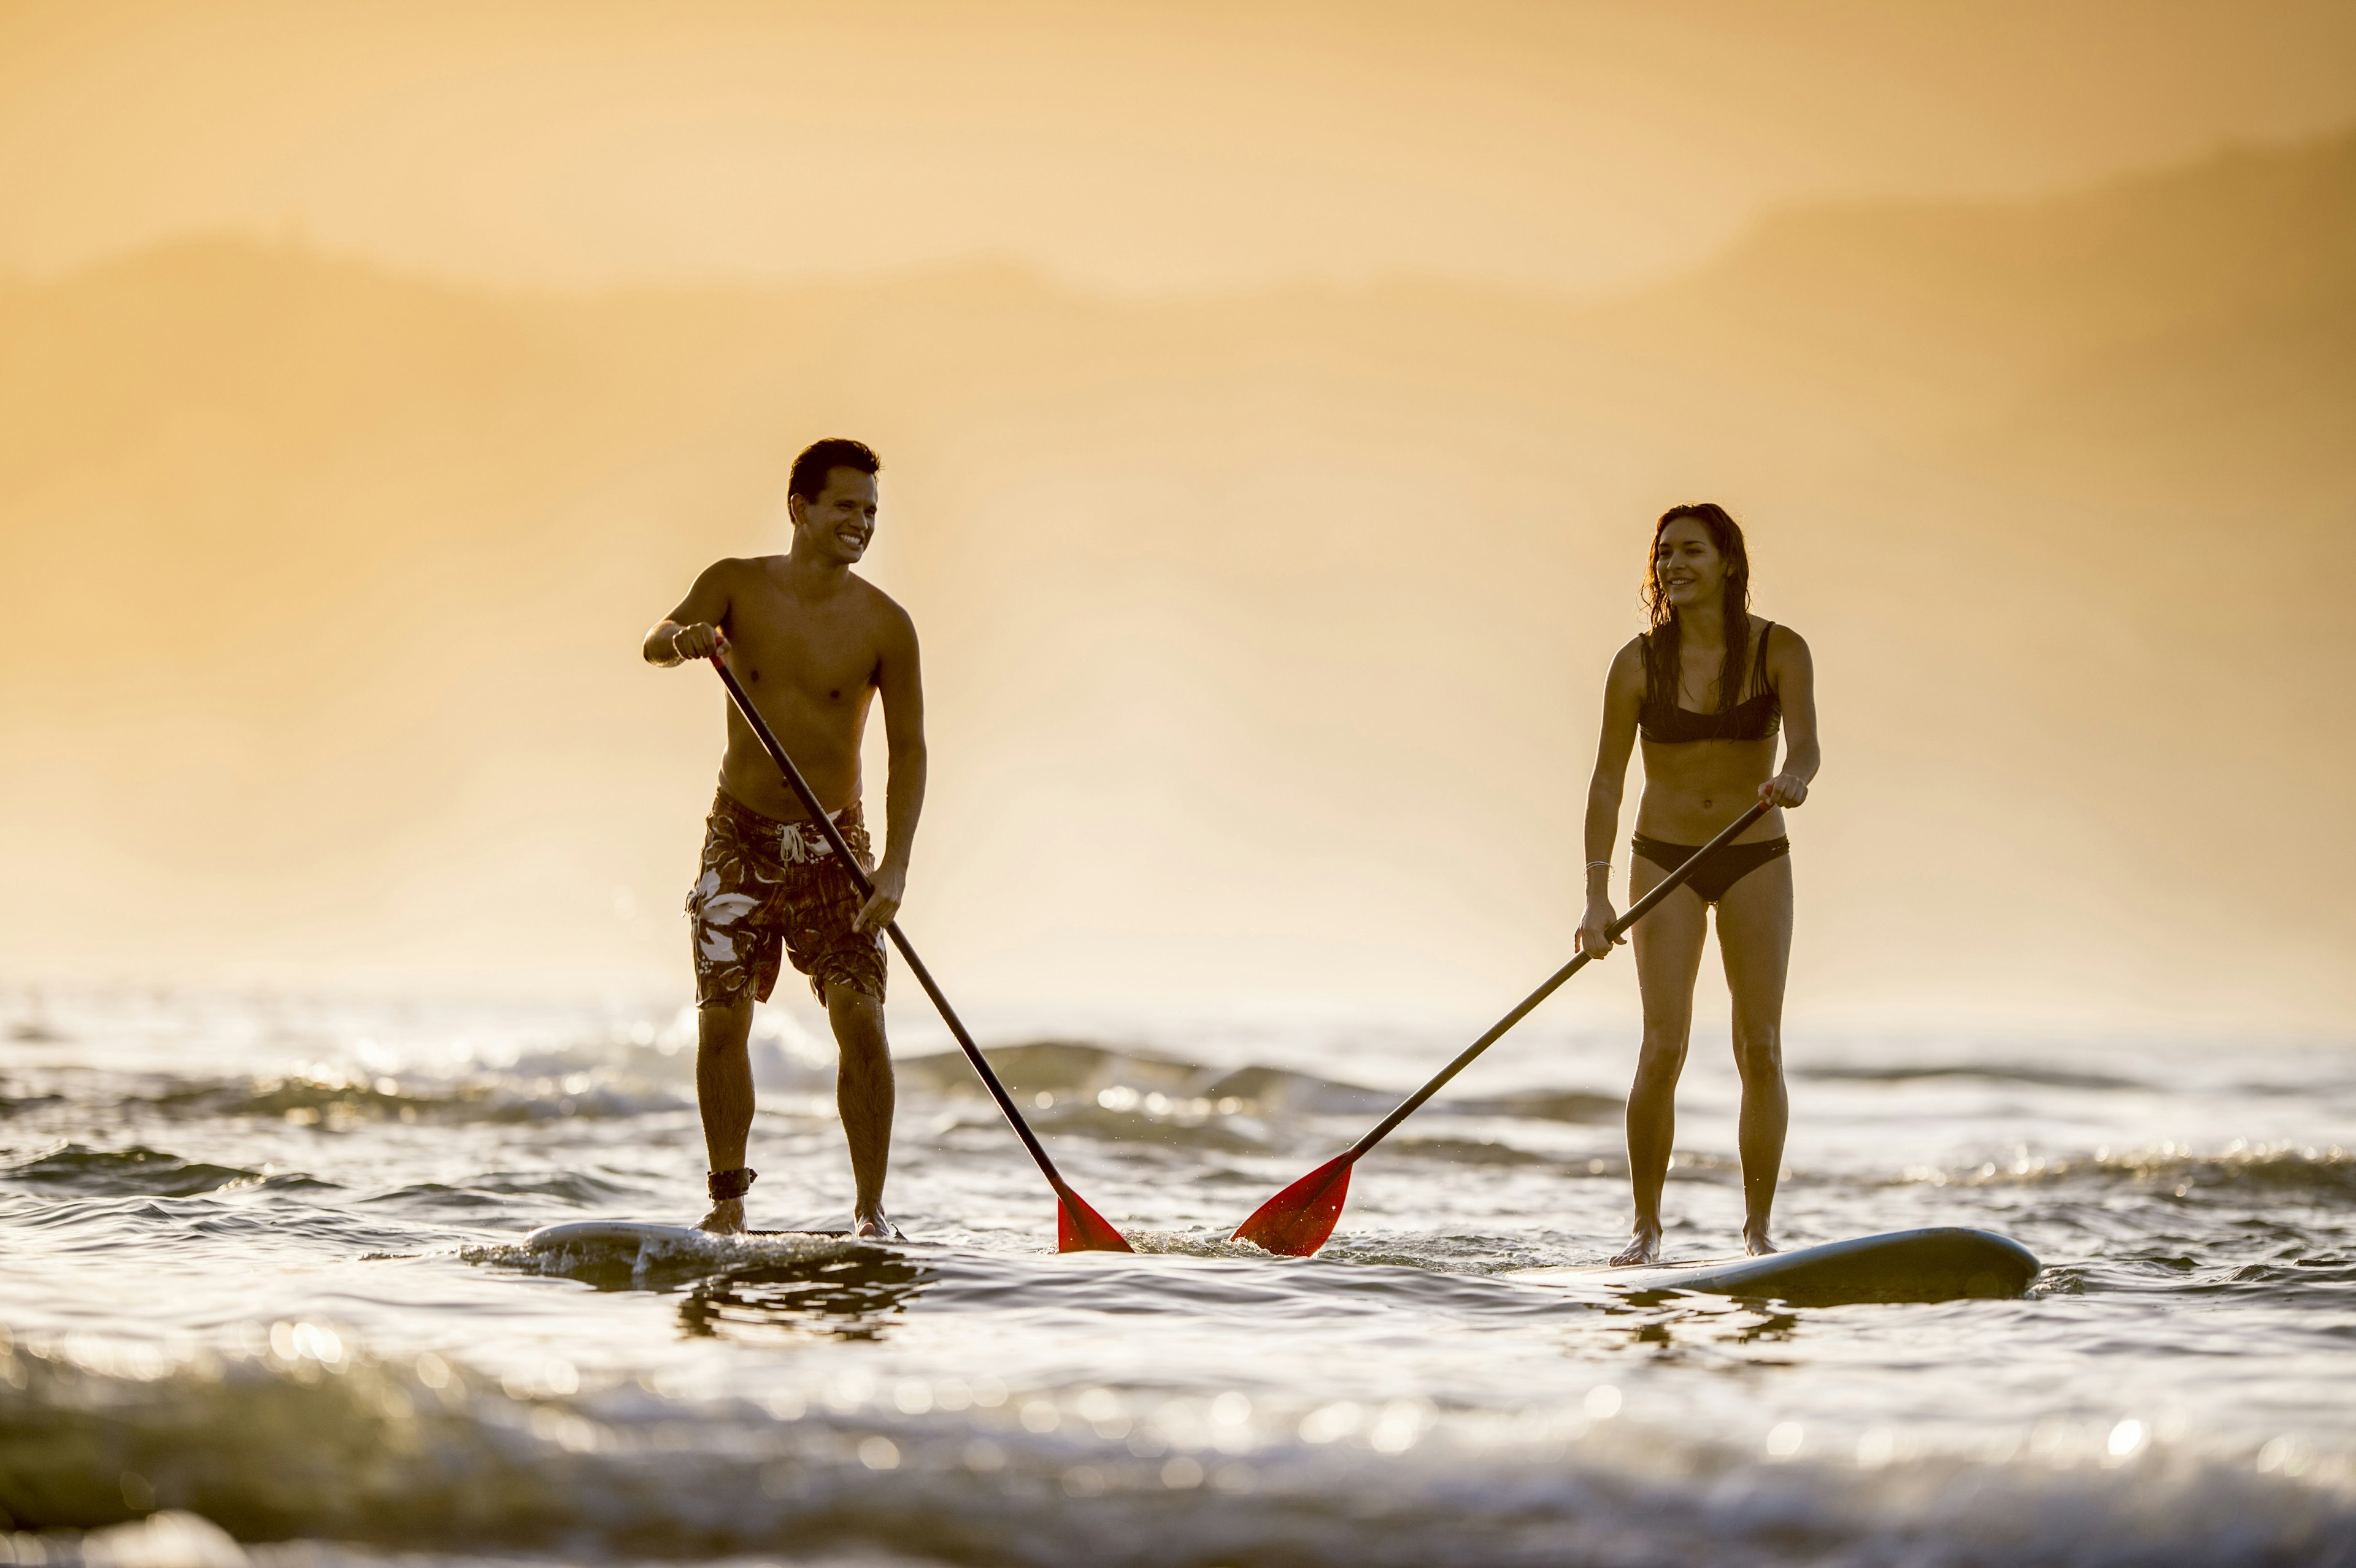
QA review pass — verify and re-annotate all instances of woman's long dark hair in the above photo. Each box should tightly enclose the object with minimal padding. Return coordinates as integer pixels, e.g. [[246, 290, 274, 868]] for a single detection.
[[1641, 502, 1753, 712]]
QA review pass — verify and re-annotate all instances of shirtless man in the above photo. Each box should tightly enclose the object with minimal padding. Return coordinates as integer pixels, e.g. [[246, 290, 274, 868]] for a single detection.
[[642, 438, 925, 1238]]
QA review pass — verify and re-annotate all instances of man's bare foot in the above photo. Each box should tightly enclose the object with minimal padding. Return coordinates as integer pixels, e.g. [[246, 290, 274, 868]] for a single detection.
[[1743, 1226, 1777, 1256], [1607, 1228, 1661, 1267], [852, 1210, 904, 1242], [699, 1198, 746, 1234]]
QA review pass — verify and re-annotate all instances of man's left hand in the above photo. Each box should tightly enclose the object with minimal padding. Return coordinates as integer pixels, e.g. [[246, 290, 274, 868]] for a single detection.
[[854, 863, 907, 937]]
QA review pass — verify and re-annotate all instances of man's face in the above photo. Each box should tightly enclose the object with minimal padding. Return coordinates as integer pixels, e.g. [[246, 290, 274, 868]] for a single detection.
[[792, 469, 880, 564]]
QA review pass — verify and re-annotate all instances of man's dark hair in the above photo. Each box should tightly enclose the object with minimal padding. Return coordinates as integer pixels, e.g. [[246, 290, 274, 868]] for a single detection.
[[788, 437, 882, 503]]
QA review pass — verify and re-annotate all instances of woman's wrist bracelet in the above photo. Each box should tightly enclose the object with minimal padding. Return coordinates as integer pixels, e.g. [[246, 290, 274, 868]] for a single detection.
[[1586, 860, 1612, 872]]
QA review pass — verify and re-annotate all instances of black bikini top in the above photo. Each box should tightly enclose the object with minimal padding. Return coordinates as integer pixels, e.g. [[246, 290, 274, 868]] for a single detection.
[[1639, 621, 1781, 744]]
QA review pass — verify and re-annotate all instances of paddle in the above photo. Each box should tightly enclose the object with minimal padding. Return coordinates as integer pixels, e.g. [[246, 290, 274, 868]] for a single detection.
[[709, 657, 1132, 1253], [1232, 800, 1773, 1256]]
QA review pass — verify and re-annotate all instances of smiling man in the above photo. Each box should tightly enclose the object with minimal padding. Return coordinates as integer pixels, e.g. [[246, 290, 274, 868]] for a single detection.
[[642, 438, 926, 1237]]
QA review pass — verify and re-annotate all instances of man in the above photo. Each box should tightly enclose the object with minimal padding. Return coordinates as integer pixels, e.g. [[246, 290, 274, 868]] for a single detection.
[[642, 437, 925, 1238]]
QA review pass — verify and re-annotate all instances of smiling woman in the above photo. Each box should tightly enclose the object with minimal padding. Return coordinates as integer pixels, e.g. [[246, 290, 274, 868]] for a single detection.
[[1576, 502, 1821, 1267]]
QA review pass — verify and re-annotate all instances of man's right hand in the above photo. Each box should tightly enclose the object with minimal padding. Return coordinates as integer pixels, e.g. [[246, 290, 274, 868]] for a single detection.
[[669, 622, 728, 662], [1577, 896, 1624, 960]]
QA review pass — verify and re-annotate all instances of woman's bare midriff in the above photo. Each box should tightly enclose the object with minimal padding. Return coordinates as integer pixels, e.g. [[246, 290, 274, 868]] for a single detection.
[[1633, 733, 1787, 844]]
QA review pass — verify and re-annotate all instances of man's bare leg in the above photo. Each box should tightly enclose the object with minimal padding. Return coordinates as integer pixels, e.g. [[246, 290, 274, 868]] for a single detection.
[[1717, 858, 1794, 1256], [696, 997, 757, 1232], [826, 982, 896, 1237], [1612, 863, 1707, 1266]]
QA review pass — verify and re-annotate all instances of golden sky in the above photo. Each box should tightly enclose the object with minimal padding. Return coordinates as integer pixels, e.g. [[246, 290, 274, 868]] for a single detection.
[[2, 3, 2351, 1034], [5, 0, 2355, 294]]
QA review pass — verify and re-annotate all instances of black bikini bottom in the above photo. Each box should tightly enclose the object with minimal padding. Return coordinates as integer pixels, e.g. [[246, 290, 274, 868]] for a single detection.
[[1630, 834, 1792, 906]]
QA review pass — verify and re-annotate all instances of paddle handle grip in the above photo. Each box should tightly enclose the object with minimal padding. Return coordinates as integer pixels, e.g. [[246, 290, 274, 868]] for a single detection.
[[708, 658, 1083, 1200], [1347, 800, 1772, 1157]]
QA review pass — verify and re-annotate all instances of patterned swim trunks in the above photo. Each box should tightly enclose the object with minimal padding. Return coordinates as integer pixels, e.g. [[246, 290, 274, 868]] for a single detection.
[[685, 790, 888, 1007]]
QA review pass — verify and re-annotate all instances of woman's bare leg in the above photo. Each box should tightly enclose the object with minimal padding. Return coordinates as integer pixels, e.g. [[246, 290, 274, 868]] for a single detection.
[[1715, 855, 1794, 1255], [1614, 857, 1709, 1266]]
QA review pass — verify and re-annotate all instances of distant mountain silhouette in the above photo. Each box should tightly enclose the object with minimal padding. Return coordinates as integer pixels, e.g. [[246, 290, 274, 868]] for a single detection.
[[2, 128, 2349, 1017], [1604, 128, 2356, 474]]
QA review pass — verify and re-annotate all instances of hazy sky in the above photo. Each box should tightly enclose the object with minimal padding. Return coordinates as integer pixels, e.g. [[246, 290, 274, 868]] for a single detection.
[[5, 0, 2354, 294], [3, 4, 2350, 1032]]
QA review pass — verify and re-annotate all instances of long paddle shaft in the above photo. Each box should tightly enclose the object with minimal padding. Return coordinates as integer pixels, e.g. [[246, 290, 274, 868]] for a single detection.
[[708, 657, 1131, 1252], [1233, 799, 1773, 1255], [1352, 799, 1772, 1153]]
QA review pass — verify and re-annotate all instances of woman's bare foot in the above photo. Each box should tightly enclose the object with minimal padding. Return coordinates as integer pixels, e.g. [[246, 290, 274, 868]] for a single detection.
[[1607, 1226, 1661, 1266], [698, 1198, 745, 1234], [1742, 1223, 1777, 1256], [853, 1210, 903, 1242]]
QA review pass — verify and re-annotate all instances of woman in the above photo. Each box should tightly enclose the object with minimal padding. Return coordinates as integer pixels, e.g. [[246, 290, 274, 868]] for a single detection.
[[1577, 503, 1819, 1264]]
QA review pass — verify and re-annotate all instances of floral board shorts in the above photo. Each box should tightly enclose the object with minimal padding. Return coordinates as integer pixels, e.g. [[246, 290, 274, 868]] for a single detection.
[[685, 790, 888, 1008]]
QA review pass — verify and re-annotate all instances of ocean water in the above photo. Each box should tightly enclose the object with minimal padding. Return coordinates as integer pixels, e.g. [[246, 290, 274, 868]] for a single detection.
[[1, 985, 2352, 1567]]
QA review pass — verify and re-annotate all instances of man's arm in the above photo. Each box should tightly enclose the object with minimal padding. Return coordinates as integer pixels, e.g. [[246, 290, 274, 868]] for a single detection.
[[853, 604, 928, 936], [643, 560, 736, 666]]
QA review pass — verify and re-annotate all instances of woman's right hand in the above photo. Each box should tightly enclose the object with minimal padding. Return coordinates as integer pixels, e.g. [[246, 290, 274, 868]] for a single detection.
[[1578, 896, 1623, 959]]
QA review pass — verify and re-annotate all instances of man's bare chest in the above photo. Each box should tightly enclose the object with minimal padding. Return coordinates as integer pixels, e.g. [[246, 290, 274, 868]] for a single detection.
[[726, 596, 882, 705]]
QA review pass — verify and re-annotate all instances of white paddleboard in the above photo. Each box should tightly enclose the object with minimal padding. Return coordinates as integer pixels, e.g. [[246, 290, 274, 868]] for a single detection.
[[1511, 1226, 2038, 1305], [524, 1221, 898, 1250]]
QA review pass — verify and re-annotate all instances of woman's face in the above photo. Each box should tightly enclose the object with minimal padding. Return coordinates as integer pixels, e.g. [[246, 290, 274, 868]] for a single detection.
[[1653, 518, 1725, 609]]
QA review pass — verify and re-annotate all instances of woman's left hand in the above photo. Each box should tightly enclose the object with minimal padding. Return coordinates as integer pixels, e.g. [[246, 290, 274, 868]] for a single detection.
[[1759, 772, 1809, 809]]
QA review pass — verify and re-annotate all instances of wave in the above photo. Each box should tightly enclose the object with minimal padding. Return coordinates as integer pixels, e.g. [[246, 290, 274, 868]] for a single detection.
[[19, 1032, 1620, 1142], [1797, 1064, 2148, 1091], [1044, 1104, 1274, 1153], [1904, 1143, 2356, 1201], [1442, 1086, 1623, 1122], [898, 1039, 1201, 1098], [359, 1169, 650, 1215], [0, 1145, 262, 1198], [1387, 1136, 1565, 1168], [931, 1101, 1593, 1165], [136, 1070, 695, 1128], [903, 1040, 1620, 1126], [2040, 1248, 2356, 1301], [89, 1032, 815, 1128], [1, 1338, 2348, 1566]]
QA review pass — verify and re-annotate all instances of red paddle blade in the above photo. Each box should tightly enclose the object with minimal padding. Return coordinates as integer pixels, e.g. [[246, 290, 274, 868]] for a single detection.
[[1057, 1189, 1134, 1253], [1231, 1154, 1355, 1256]]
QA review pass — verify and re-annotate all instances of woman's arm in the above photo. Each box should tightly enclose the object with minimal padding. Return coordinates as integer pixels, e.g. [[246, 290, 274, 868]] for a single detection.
[[1761, 626, 1819, 808], [1578, 640, 1646, 958]]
